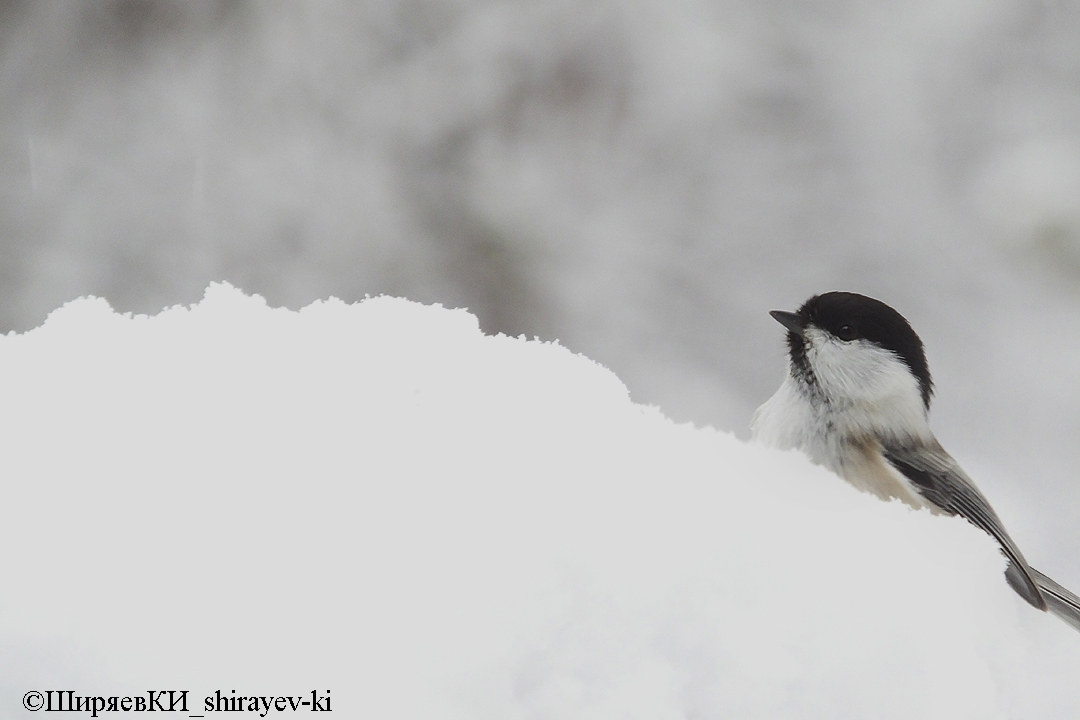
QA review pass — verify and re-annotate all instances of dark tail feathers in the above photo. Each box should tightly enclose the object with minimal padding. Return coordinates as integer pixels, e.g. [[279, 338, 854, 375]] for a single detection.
[[1030, 567, 1080, 633]]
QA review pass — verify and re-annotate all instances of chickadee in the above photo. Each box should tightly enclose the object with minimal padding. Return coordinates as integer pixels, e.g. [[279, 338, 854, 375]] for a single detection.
[[752, 291, 1080, 631]]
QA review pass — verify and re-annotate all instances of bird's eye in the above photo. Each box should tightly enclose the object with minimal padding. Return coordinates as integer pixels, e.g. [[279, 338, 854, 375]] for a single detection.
[[836, 325, 857, 341]]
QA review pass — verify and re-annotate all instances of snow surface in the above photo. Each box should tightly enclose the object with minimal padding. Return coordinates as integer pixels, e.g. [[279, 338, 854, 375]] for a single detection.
[[1, 284, 1078, 718]]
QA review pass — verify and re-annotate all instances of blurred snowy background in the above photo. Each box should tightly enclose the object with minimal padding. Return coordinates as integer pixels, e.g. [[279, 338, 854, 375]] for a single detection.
[[2, 1, 1080, 587]]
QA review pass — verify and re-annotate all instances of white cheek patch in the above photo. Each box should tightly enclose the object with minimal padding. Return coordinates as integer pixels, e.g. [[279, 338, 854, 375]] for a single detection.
[[803, 328, 928, 437]]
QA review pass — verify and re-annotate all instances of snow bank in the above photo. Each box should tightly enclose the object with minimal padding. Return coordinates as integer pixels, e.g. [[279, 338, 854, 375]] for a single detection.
[[0, 284, 1077, 718]]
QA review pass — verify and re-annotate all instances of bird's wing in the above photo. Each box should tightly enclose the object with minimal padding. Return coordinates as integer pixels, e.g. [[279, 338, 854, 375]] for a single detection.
[[1030, 566, 1080, 632], [881, 441, 1047, 611]]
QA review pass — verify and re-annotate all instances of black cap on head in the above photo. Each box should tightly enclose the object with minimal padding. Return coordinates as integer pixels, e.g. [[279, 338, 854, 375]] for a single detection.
[[779, 292, 934, 409]]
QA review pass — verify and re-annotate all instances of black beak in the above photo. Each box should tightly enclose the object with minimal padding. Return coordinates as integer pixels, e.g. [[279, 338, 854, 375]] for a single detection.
[[769, 310, 805, 337]]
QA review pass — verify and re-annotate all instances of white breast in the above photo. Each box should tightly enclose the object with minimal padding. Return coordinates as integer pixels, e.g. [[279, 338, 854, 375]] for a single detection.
[[752, 332, 936, 510]]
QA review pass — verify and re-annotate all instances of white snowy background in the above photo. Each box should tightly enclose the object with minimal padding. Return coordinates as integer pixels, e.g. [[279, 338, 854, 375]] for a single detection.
[[0, 285, 1078, 718], [2, 0, 1080, 714]]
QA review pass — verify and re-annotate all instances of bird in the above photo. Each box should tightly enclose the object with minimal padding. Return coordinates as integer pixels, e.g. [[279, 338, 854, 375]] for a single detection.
[[752, 291, 1080, 632]]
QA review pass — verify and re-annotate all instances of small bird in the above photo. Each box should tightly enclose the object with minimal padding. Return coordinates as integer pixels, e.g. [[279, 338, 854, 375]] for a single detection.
[[752, 291, 1080, 631]]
